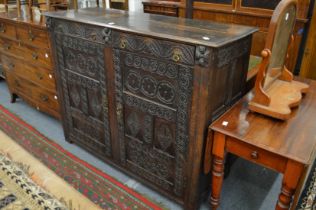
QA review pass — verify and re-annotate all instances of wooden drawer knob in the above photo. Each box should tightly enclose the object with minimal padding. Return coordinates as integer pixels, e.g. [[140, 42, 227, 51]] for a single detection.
[[4, 44, 11, 50], [36, 73, 43, 80], [32, 53, 38, 60], [40, 95, 49, 102], [251, 151, 259, 159], [8, 63, 15, 70], [0, 23, 5, 33], [28, 30, 35, 41]]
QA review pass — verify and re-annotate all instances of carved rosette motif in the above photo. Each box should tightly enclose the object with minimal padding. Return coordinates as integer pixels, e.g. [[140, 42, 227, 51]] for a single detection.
[[55, 31, 112, 156], [125, 70, 177, 106]]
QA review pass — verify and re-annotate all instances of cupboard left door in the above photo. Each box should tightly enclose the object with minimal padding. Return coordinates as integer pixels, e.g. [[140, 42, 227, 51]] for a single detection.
[[54, 33, 112, 158]]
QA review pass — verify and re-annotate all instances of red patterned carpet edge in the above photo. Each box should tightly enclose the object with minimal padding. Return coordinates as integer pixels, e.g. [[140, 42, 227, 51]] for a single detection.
[[0, 105, 163, 210]]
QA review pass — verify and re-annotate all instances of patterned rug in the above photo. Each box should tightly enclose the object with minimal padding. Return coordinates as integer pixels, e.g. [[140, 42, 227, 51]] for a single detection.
[[0, 105, 162, 210], [0, 153, 67, 210], [296, 159, 316, 210]]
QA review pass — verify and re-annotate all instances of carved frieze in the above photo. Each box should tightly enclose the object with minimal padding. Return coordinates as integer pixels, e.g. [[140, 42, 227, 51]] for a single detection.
[[114, 32, 195, 65], [124, 94, 176, 121], [124, 52, 178, 79], [54, 19, 111, 44]]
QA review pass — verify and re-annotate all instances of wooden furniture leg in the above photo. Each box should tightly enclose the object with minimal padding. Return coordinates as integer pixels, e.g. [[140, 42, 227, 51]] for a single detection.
[[276, 160, 304, 210], [10, 93, 18, 103], [209, 132, 226, 210]]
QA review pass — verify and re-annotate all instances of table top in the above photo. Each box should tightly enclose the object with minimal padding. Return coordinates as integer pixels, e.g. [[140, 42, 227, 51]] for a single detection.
[[44, 7, 257, 47], [211, 79, 316, 165]]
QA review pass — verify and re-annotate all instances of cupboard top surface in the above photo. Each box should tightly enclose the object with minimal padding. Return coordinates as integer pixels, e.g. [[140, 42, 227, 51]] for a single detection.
[[44, 7, 257, 47]]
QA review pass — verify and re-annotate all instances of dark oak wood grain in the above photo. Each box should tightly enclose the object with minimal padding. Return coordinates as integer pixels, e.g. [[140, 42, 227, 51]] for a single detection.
[[45, 8, 256, 209]]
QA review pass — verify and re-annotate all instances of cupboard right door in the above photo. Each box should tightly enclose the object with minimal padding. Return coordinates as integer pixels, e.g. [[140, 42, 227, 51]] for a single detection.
[[112, 32, 195, 199]]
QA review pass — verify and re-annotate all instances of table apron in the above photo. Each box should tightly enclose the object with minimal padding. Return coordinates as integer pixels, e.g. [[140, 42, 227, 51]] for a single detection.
[[226, 136, 288, 173]]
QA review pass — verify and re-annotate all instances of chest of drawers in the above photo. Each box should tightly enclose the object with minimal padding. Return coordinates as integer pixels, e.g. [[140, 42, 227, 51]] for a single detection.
[[45, 8, 256, 209], [0, 11, 60, 118]]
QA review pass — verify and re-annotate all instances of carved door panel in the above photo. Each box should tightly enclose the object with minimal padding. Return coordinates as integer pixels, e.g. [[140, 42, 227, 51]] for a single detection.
[[112, 33, 195, 197], [55, 34, 112, 157]]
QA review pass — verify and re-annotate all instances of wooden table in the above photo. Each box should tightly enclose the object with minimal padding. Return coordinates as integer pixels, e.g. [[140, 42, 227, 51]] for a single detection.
[[206, 79, 316, 210]]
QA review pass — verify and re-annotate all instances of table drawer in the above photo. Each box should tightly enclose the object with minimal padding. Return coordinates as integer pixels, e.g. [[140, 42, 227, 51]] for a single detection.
[[226, 137, 287, 173], [6, 72, 59, 111], [17, 26, 49, 49], [19, 43, 52, 68], [1, 54, 56, 90], [113, 31, 195, 66], [0, 20, 16, 39]]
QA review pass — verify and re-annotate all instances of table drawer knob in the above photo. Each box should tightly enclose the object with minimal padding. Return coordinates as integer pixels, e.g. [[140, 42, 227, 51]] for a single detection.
[[251, 151, 259, 159]]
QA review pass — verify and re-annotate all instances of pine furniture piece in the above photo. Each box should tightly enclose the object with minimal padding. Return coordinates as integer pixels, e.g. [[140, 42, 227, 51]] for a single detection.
[[206, 78, 316, 210], [0, 3, 60, 118], [45, 8, 256, 209], [178, 0, 311, 73], [142, 0, 181, 17], [248, 0, 309, 120]]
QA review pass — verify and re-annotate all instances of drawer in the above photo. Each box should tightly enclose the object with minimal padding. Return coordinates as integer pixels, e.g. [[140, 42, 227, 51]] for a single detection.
[[113, 31, 195, 66], [1, 54, 56, 90], [0, 20, 16, 39], [5, 72, 59, 111], [0, 37, 21, 57], [17, 26, 49, 49], [19, 43, 52, 68], [226, 137, 287, 173]]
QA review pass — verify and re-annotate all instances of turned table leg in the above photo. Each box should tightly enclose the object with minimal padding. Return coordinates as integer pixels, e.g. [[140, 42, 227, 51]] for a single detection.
[[276, 160, 304, 210], [209, 132, 226, 210]]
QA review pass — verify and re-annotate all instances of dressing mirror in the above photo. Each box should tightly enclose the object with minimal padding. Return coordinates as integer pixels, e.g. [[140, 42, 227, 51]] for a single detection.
[[249, 0, 309, 120]]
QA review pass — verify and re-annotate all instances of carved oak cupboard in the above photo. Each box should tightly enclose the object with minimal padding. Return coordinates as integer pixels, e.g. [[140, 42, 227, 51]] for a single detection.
[[45, 8, 256, 209]]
